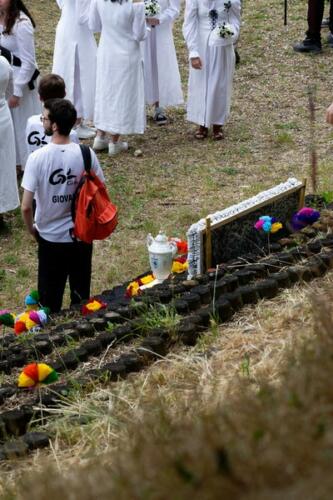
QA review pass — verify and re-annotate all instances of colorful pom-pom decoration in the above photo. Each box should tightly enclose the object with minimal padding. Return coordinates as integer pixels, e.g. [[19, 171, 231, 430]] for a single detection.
[[126, 274, 155, 298], [18, 363, 58, 388], [169, 238, 188, 255], [14, 307, 49, 335], [25, 290, 40, 310], [81, 298, 107, 316], [0, 290, 49, 335], [172, 256, 189, 274], [0, 310, 16, 328], [291, 207, 320, 231], [254, 216, 283, 234]]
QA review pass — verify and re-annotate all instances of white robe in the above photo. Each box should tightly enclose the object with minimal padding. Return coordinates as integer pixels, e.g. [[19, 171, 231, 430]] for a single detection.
[[183, 0, 241, 127], [142, 0, 183, 107], [53, 0, 97, 120], [0, 57, 19, 214], [89, 0, 147, 135], [0, 13, 41, 167]]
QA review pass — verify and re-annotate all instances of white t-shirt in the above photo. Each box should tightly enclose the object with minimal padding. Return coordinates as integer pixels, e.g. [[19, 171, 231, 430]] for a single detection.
[[25, 114, 79, 155], [22, 142, 105, 243]]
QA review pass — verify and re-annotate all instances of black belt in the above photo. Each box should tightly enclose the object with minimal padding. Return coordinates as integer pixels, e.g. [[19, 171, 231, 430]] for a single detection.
[[0, 45, 40, 90], [0, 45, 21, 66]]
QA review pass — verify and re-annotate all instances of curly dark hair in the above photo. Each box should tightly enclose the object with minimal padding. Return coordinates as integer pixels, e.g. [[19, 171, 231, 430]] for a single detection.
[[2, 0, 36, 35]]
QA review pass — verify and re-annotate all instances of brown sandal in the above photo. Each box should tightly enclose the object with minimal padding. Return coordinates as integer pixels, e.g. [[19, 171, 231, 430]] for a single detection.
[[195, 126, 208, 140], [212, 125, 224, 141]]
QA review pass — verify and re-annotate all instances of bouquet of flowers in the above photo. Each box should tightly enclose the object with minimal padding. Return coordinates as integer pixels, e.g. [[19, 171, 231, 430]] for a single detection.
[[213, 22, 234, 39], [144, 0, 160, 17]]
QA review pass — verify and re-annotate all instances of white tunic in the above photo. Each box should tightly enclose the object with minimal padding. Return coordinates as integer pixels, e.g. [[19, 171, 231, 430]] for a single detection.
[[0, 13, 41, 166], [183, 0, 241, 127], [142, 0, 183, 107], [0, 57, 19, 214], [53, 0, 97, 120], [89, 0, 147, 135]]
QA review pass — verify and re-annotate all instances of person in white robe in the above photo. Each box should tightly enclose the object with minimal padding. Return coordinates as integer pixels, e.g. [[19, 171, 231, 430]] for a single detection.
[[142, 0, 183, 124], [53, 0, 97, 140], [0, 55, 19, 227], [0, 1, 40, 170], [89, 0, 147, 156], [183, 0, 241, 140]]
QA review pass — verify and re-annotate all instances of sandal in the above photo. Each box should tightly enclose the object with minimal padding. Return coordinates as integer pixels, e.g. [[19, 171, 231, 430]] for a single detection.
[[194, 126, 208, 140], [212, 125, 224, 141]]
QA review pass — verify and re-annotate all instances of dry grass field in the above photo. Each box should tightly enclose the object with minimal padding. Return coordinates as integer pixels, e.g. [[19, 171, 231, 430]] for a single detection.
[[1, 0, 333, 498]]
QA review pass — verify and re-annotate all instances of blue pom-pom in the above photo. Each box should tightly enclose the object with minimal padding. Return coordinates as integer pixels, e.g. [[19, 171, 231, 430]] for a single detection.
[[25, 294, 38, 306]]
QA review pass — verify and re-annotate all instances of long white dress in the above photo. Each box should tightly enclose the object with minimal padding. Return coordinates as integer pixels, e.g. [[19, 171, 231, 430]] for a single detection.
[[0, 13, 40, 166], [183, 0, 241, 127], [142, 0, 183, 107], [89, 0, 147, 135], [53, 0, 97, 120], [0, 56, 19, 214]]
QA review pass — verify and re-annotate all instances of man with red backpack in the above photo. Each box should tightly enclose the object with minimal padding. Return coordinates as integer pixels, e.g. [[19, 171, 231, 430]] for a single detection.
[[21, 98, 105, 313]]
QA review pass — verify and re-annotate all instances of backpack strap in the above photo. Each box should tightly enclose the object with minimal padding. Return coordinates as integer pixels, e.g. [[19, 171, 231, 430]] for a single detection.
[[70, 145, 92, 241], [80, 144, 92, 174]]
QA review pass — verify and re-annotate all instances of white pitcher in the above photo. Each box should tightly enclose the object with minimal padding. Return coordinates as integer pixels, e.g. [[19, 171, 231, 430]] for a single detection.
[[147, 231, 177, 282]]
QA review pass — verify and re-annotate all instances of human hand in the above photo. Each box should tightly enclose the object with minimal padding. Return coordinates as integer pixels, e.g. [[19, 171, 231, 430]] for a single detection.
[[147, 17, 160, 26], [191, 57, 202, 70], [326, 102, 333, 124], [30, 226, 39, 242], [8, 95, 20, 108]]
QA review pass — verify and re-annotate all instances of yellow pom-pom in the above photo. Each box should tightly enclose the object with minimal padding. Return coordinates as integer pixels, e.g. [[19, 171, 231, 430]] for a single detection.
[[172, 261, 189, 273], [86, 300, 102, 312], [37, 363, 54, 382], [25, 317, 37, 330], [18, 373, 35, 388], [271, 222, 283, 234], [141, 274, 154, 285]]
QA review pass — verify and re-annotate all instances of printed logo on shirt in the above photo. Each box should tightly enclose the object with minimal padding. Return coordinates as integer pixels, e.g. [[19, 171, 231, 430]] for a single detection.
[[52, 194, 74, 203], [49, 168, 77, 186], [27, 131, 48, 147]]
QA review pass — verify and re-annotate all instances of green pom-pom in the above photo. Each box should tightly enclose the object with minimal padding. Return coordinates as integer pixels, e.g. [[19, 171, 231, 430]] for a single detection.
[[30, 290, 40, 302], [0, 313, 14, 328], [43, 370, 59, 385]]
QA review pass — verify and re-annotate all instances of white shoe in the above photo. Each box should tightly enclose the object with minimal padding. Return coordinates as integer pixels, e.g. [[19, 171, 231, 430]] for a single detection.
[[74, 124, 96, 140], [108, 141, 128, 156], [93, 136, 109, 151]]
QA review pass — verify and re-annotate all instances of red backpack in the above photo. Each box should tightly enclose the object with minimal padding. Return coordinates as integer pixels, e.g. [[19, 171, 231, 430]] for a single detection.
[[71, 145, 118, 244]]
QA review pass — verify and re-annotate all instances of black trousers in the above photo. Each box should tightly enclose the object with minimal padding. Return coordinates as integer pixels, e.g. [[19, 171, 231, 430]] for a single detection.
[[38, 236, 93, 313], [307, 0, 333, 41]]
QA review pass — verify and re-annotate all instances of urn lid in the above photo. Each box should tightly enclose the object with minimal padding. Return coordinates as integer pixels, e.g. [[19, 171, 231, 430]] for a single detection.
[[147, 231, 175, 254], [155, 231, 168, 243]]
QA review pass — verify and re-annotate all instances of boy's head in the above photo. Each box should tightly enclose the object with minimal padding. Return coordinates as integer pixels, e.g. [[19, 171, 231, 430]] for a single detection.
[[43, 98, 77, 137], [38, 74, 66, 102]]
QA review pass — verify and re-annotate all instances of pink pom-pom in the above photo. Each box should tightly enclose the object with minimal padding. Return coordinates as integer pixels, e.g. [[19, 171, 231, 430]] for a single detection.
[[29, 311, 40, 325], [254, 220, 264, 230], [298, 207, 313, 216]]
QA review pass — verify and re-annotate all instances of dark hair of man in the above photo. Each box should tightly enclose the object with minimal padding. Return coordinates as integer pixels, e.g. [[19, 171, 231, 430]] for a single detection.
[[38, 74, 66, 102], [3, 0, 36, 35], [44, 98, 77, 137]]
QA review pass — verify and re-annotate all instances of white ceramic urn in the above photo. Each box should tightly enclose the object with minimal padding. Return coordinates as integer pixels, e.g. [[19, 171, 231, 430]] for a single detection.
[[147, 231, 177, 282]]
